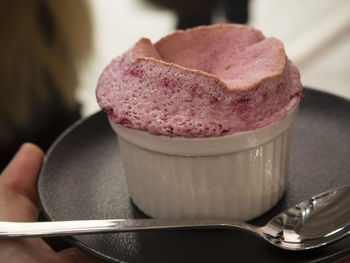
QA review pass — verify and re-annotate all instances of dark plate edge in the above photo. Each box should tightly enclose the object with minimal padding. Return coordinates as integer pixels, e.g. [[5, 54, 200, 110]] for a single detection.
[[37, 111, 124, 263]]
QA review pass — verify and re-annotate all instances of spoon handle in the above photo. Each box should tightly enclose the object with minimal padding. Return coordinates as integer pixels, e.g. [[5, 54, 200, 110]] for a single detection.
[[0, 219, 256, 238]]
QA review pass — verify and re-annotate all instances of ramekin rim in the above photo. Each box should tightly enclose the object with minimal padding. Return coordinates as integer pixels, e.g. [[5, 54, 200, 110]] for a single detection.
[[109, 105, 299, 156]]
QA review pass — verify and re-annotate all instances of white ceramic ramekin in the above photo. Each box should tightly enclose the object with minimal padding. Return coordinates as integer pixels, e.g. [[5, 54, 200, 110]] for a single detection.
[[109, 106, 298, 221]]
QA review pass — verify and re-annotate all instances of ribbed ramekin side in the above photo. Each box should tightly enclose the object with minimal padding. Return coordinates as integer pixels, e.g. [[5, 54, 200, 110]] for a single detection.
[[117, 126, 292, 220]]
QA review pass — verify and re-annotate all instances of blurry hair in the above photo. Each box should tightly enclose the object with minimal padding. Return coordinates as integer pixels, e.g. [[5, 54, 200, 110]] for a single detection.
[[0, 0, 92, 168]]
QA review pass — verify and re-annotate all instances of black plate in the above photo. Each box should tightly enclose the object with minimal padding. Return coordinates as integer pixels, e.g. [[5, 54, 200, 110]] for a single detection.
[[38, 88, 350, 263]]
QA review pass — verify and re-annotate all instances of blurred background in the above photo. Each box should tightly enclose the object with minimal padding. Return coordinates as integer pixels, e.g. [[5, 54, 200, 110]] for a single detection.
[[1, 0, 350, 170]]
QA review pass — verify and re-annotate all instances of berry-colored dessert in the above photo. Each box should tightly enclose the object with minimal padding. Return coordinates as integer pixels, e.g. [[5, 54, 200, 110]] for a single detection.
[[96, 24, 302, 138]]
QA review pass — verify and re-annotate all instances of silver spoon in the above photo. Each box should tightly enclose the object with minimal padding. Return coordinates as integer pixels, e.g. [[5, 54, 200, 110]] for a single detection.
[[0, 185, 349, 250]]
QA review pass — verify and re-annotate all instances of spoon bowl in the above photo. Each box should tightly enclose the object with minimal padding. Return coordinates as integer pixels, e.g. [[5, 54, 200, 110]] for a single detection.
[[260, 185, 350, 249], [0, 185, 349, 250]]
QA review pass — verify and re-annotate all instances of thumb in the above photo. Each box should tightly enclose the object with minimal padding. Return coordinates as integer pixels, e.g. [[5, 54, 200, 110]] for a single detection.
[[60, 248, 106, 263], [0, 143, 44, 221]]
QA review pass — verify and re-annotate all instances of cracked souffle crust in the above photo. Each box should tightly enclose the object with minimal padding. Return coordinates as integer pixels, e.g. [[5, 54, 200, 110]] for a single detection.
[[96, 24, 303, 138]]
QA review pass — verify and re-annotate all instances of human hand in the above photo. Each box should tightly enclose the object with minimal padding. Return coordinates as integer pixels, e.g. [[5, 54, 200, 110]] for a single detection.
[[0, 143, 105, 263]]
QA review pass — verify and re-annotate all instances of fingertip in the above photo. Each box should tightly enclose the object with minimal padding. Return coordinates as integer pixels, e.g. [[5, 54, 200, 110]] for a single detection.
[[20, 143, 45, 159], [0, 142, 45, 204], [2, 142, 44, 176]]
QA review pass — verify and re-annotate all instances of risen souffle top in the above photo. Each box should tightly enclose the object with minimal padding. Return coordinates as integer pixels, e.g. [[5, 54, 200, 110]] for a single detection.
[[96, 24, 303, 138]]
